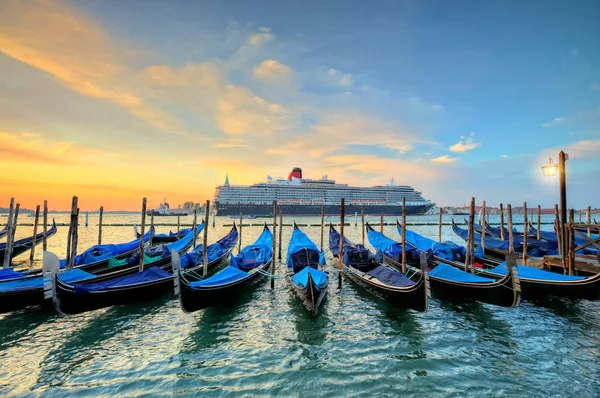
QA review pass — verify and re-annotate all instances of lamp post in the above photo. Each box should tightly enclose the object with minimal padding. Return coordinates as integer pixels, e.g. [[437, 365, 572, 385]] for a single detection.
[[541, 151, 568, 262]]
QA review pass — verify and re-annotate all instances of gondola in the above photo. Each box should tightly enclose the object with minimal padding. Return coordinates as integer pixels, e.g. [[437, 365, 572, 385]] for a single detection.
[[0, 219, 57, 260], [174, 224, 273, 313], [0, 225, 7, 239], [528, 225, 598, 255], [380, 223, 519, 307], [0, 226, 199, 313], [451, 220, 554, 258], [286, 223, 328, 315], [135, 225, 193, 243], [46, 224, 237, 315], [438, 223, 600, 300], [0, 226, 157, 282], [329, 224, 428, 312]]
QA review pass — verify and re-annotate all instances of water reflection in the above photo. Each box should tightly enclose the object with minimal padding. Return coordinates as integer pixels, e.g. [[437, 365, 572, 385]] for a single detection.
[[34, 298, 169, 389]]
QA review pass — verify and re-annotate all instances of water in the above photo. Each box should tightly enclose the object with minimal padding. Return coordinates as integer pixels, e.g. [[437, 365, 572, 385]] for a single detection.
[[1, 214, 599, 397]]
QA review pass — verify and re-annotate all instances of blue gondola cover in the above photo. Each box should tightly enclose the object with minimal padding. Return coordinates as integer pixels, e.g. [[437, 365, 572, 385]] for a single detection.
[[489, 263, 586, 281], [291, 266, 328, 289], [189, 266, 249, 287], [429, 263, 494, 283], [73, 266, 170, 294]]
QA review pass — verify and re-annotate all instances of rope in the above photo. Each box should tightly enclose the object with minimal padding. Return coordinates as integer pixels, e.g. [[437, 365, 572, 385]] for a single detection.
[[256, 268, 282, 279]]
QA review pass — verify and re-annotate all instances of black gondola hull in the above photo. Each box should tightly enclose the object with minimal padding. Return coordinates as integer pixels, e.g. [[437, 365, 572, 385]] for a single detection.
[[178, 260, 271, 312], [384, 257, 520, 308], [342, 262, 428, 312], [289, 271, 327, 316], [0, 221, 58, 260]]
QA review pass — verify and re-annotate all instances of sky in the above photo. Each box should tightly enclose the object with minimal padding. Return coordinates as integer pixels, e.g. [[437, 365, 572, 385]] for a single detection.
[[0, 0, 599, 211]]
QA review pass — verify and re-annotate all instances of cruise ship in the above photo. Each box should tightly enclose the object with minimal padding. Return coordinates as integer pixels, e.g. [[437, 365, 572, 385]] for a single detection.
[[214, 168, 435, 216]]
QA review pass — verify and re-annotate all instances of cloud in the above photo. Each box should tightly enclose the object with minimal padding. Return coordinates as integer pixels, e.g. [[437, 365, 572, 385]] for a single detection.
[[328, 68, 353, 87], [216, 85, 289, 135], [432, 155, 459, 163], [0, 0, 186, 136], [542, 117, 566, 128], [449, 133, 480, 153], [213, 139, 250, 148], [254, 59, 292, 80], [247, 27, 274, 45], [52, 141, 75, 155], [562, 139, 600, 161]]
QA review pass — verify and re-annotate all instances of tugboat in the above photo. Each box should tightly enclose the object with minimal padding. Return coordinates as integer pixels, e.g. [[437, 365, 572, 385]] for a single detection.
[[147, 198, 189, 216]]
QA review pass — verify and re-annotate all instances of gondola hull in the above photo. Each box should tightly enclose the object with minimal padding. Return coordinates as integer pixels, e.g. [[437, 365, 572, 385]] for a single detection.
[[0, 220, 57, 260], [289, 271, 327, 316], [49, 227, 236, 315], [478, 270, 600, 300], [384, 256, 520, 308], [177, 259, 272, 313], [52, 275, 173, 315], [341, 261, 428, 312]]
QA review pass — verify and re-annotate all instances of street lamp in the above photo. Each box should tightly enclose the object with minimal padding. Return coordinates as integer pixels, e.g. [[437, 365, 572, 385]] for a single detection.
[[541, 158, 558, 176], [541, 151, 568, 262]]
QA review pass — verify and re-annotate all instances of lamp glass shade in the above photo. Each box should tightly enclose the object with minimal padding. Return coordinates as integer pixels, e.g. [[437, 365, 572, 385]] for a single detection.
[[541, 163, 558, 177]]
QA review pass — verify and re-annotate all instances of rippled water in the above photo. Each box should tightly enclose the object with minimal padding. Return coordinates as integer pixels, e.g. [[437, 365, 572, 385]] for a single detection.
[[1, 214, 599, 397]]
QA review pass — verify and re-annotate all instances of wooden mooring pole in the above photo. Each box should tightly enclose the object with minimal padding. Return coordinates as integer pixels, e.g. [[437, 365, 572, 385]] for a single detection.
[[587, 206, 592, 238], [271, 201, 277, 289], [42, 200, 48, 251], [466, 197, 475, 273], [138, 198, 147, 272], [29, 204, 40, 269], [438, 207, 443, 242], [481, 200, 486, 258], [177, 214, 181, 235], [238, 211, 243, 254], [568, 209, 575, 275], [320, 206, 325, 252], [507, 204, 514, 255], [554, 204, 562, 259], [2, 198, 14, 269], [522, 202, 528, 266], [149, 212, 155, 246], [70, 208, 79, 270], [66, 196, 77, 269], [278, 209, 283, 260], [380, 212, 384, 233], [203, 200, 210, 278], [338, 198, 345, 288], [192, 207, 197, 248], [537, 205, 541, 240], [401, 197, 406, 274], [499, 203, 504, 241], [361, 206, 365, 245], [98, 206, 103, 245]]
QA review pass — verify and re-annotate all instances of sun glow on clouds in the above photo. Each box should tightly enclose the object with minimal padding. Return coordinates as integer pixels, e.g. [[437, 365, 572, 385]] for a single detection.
[[449, 133, 480, 153], [0, 0, 452, 209]]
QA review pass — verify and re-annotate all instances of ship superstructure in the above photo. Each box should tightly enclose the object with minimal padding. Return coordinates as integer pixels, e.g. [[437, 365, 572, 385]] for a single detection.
[[214, 168, 435, 216]]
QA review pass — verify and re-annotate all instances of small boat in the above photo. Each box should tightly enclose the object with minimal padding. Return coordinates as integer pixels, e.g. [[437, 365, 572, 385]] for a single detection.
[[444, 223, 600, 300], [146, 198, 189, 216], [228, 215, 257, 219], [46, 225, 236, 315], [0, 226, 8, 239], [135, 224, 193, 243], [174, 224, 273, 312], [0, 226, 197, 314], [329, 224, 428, 312], [0, 220, 58, 260], [383, 223, 520, 307], [286, 224, 328, 315]]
